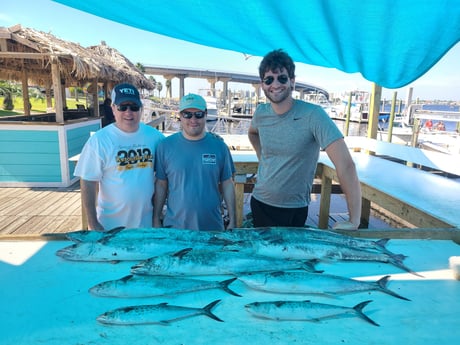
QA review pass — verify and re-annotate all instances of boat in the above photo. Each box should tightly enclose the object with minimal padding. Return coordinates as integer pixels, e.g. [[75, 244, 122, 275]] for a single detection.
[[378, 117, 414, 144], [327, 90, 395, 122], [378, 103, 460, 154]]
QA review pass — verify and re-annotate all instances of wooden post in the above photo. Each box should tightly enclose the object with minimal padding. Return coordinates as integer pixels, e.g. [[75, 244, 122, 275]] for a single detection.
[[387, 91, 398, 142], [91, 79, 99, 117], [21, 69, 30, 116], [344, 92, 352, 136], [234, 175, 246, 227], [367, 83, 382, 139], [51, 57, 64, 123], [318, 172, 332, 229]]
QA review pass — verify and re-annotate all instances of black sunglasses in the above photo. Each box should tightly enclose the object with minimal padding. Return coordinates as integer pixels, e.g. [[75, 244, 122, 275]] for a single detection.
[[262, 75, 290, 86], [181, 110, 206, 119], [117, 104, 140, 112]]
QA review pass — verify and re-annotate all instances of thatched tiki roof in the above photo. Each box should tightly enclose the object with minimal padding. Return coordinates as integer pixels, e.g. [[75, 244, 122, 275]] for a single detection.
[[0, 24, 153, 121]]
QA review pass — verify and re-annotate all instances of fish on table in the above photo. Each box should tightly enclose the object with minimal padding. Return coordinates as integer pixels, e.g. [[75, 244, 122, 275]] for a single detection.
[[97, 299, 223, 325], [225, 237, 420, 276], [244, 227, 394, 255], [130, 248, 319, 276], [237, 271, 410, 300], [63, 226, 394, 257], [55, 237, 225, 262], [63, 226, 233, 244], [89, 275, 241, 297], [245, 299, 379, 327]]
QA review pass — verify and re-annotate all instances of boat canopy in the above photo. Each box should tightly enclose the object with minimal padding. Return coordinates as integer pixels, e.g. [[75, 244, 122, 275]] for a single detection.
[[55, 0, 460, 89]]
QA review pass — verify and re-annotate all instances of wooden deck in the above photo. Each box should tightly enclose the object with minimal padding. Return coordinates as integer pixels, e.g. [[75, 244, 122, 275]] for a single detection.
[[0, 182, 82, 235], [0, 181, 396, 236]]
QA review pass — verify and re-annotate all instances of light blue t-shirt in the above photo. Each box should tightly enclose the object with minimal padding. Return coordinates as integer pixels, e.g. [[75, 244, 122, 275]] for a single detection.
[[251, 99, 343, 208], [155, 132, 235, 230]]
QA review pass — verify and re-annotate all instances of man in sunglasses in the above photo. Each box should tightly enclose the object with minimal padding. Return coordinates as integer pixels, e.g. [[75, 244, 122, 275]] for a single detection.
[[248, 49, 361, 230], [153, 93, 236, 231], [75, 83, 165, 230]]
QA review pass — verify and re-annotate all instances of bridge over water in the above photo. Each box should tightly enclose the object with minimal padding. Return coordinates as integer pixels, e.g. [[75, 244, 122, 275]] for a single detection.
[[143, 65, 329, 102]]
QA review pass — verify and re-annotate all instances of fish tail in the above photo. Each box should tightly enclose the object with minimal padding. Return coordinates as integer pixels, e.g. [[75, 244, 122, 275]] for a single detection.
[[202, 299, 224, 322], [353, 300, 379, 327], [375, 275, 411, 301], [220, 277, 241, 297], [388, 255, 424, 277]]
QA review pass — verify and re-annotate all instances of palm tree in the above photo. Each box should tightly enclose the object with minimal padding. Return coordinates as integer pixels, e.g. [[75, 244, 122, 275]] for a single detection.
[[149, 76, 157, 96], [135, 62, 145, 73], [156, 82, 163, 98], [0, 80, 21, 111]]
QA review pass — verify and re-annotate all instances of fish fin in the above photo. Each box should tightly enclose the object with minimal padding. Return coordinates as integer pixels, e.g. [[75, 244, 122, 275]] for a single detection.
[[353, 300, 379, 327], [202, 299, 224, 322], [173, 248, 193, 258], [100, 226, 126, 242], [376, 275, 411, 301], [220, 277, 241, 297], [120, 275, 134, 283], [375, 238, 390, 248], [108, 226, 125, 234], [302, 259, 323, 273]]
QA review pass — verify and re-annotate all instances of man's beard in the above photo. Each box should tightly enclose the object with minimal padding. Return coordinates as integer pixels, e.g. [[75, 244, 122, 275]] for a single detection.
[[264, 87, 291, 104]]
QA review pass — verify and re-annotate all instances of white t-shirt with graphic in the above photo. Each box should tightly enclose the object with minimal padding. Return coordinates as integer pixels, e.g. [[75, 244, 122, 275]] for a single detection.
[[74, 123, 164, 229]]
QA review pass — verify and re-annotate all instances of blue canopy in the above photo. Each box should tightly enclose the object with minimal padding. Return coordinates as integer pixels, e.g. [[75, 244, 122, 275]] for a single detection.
[[55, 0, 460, 89]]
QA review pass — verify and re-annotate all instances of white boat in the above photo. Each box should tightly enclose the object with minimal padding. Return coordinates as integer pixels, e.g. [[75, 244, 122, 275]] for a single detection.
[[378, 104, 460, 154], [378, 118, 414, 144]]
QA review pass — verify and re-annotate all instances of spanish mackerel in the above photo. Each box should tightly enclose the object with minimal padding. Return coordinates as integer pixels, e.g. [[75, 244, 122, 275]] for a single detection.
[[248, 227, 393, 255], [89, 275, 241, 297], [227, 238, 420, 276], [238, 271, 409, 300], [245, 300, 379, 326], [97, 299, 223, 325], [131, 248, 319, 276], [64, 227, 231, 244], [55, 238, 223, 262]]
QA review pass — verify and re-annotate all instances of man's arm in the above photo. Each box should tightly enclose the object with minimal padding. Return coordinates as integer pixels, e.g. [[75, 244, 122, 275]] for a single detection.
[[153, 178, 168, 227], [324, 138, 362, 230], [248, 125, 261, 159], [221, 178, 236, 229], [80, 179, 104, 230]]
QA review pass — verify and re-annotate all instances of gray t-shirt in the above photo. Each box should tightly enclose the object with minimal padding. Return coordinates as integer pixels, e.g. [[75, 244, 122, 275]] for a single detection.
[[155, 132, 235, 230], [251, 99, 342, 208]]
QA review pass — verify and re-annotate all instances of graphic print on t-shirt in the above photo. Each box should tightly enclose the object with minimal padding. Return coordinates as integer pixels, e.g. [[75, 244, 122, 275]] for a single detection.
[[115, 144, 153, 171], [202, 154, 217, 165]]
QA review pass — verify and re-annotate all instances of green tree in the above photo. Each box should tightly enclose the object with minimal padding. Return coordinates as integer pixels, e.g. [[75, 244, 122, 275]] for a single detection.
[[0, 81, 21, 111], [156, 81, 163, 98], [149, 76, 157, 96], [135, 62, 145, 73]]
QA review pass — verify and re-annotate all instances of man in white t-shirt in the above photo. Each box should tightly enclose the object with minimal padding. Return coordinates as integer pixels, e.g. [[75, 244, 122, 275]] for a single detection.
[[74, 83, 164, 230]]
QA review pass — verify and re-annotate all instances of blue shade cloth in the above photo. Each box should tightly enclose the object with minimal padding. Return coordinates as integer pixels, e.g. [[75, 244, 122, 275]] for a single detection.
[[54, 0, 460, 88]]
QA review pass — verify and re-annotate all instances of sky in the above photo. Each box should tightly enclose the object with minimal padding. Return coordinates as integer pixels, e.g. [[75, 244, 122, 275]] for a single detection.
[[1, 0, 460, 101]]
